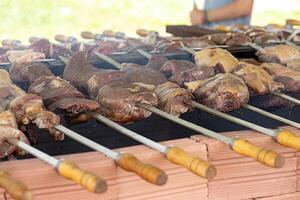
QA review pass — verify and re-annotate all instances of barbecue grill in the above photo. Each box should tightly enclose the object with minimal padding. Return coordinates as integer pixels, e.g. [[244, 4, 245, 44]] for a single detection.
[[1, 34, 300, 200]]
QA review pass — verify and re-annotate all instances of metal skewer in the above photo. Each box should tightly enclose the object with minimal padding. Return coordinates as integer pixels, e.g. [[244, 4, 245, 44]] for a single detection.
[[287, 29, 300, 42], [0, 169, 32, 200], [54, 125, 167, 185], [91, 113, 216, 179], [92, 52, 285, 168], [137, 49, 300, 151], [0, 59, 56, 66], [271, 91, 300, 106], [139, 104, 284, 168], [6, 138, 107, 194], [242, 104, 300, 129]]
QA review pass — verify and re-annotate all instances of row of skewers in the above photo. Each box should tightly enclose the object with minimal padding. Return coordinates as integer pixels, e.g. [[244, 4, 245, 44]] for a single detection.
[[1, 34, 300, 199], [1, 25, 300, 66]]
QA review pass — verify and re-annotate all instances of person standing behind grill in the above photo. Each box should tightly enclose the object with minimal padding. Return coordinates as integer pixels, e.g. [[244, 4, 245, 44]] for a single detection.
[[190, 0, 254, 27]]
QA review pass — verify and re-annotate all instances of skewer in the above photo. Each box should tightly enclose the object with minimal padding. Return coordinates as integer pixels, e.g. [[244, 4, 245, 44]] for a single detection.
[[138, 104, 284, 168], [6, 138, 107, 193], [92, 53, 284, 168], [271, 91, 300, 106], [91, 113, 216, 179], [136, 49, 300, 150], [2, 39, 22, 47], [54, 125, 167, 185], [0, 169, 32, 200], [59, 56, 214, 178], [284, 40, 300, 51], [0, 59, 56, 66], [242, 104, 300, 129], [180, 44, 300, 108], [287, 29, 300, 41]]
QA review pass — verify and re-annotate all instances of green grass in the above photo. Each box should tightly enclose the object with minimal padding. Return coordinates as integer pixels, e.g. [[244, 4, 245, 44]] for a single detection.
[[0, 0, 299, 43]]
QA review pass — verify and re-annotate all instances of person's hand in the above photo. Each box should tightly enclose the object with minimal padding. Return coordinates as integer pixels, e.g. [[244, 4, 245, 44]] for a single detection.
[[190, 8, 205, 25]]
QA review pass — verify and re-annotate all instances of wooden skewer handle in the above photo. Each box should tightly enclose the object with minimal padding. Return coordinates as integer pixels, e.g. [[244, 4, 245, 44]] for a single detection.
[[0, 170, 32, 200], [55, 34, 76, 43], [136, 29, 151, 37], [166, 146, 216, 179], [28, 36, 40, 43], [286, 19, 300, 26], [232, 138, 285, 168], [275, 130, 300, 151], [117, 153, 167, 185], [2, 39, 21, 46], [81, 31, 97, 39], [57, 160, 107, 193]]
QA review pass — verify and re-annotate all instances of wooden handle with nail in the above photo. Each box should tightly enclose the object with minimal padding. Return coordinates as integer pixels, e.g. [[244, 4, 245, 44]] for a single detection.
[[57, 161, 107, 193], [81, 31, 96, 39], [117, 153, 167, 185], [166, 146, 216, 179], [0, 170, 32, 200], [232, 138, 285, 168], [275, 129, 300, 151]]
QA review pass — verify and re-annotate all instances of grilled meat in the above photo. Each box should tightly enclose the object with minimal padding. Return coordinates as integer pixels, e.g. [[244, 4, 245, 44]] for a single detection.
[[27, 39, 73, 59], [225, 33, 252, 46], [121, 66, 167, 86], [200, 33, 251, 46], [0, 110, 29, 158], [261, 63, 300, 93], [10, 62, 53, 88], [154, 82, 193, 117], [6, 50, 45, 63], [286, 59, 300, 72], [145, 55, 169, 71], [233, 62, 284, 95], [159, 60, 215, 87], [9, 94, 63, 140], [96, 80, 158, 123], [10, 62, 100, 123], [256, 44, 300, 65], [64, 52, 158, 123], [186, 73, 249, 112], [1, 69, 63, 140], [194, 48, 239, 73], [63, 52, 126, 94]]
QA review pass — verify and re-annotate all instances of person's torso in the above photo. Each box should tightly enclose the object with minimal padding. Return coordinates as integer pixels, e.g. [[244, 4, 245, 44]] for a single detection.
[[204, 0, 251, 27]]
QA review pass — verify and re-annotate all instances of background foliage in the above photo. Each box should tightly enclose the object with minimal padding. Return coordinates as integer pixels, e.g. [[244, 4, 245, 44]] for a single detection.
[[1, 0, 299, 43]]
